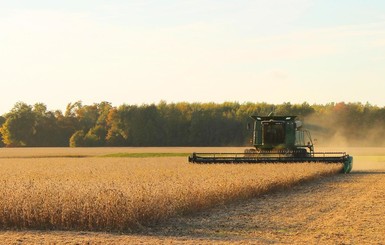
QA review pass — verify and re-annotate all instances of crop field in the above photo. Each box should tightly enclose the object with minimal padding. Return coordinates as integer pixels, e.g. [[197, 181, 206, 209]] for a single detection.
[[0, 147, 384, 244]]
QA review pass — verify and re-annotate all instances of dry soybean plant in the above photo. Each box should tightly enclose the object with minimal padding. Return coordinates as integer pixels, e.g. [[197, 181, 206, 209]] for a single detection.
[[0, 157, 342, 232]]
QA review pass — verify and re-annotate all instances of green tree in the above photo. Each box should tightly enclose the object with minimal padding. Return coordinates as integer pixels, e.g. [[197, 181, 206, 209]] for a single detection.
[[1, 101, 385, 147], [0, 102, 36, 146], [32, 103, 62, 146], [84, 125, 107, 146], [54, 109, 78, 146], [82, 101, 113, 147], [157, 101, 190, 146], [69, 130, 85, 147]]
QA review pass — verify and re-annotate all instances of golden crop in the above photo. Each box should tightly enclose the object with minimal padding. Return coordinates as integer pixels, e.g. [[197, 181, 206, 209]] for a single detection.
[[0, 156, 342, 232]]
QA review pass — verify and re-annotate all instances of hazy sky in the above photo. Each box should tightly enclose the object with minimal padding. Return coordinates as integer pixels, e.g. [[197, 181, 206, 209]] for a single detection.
[[1, 0, 385, 114]]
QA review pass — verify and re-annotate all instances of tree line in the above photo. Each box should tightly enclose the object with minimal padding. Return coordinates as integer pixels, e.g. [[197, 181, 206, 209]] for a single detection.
[[0, 101, 384, 147]]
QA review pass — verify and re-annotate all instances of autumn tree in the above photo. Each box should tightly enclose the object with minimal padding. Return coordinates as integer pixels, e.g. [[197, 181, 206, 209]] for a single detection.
[[0, 116, 5, 147], [105, 107, 126, 146]]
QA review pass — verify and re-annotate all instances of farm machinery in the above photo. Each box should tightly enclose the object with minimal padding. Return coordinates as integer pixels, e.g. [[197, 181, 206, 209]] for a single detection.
[[188, 114, 353, 173]]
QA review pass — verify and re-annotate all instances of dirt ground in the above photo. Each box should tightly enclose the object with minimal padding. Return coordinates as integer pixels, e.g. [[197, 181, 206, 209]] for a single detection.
[[1, 149, 385, 244]]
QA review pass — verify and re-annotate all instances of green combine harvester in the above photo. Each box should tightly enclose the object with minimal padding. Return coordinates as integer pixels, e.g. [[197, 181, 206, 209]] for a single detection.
[[188, 114, 353, 173]]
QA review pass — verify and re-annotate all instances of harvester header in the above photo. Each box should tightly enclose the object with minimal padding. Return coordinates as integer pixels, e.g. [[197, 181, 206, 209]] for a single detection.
[[188, 114, 353, 173]]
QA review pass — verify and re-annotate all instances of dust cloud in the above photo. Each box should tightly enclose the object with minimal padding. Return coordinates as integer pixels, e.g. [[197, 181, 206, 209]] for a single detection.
[[303, 114, 385, 148]]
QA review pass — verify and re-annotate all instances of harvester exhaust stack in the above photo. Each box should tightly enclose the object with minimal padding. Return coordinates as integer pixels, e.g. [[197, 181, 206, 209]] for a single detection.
[[188, 114, 353, 173]]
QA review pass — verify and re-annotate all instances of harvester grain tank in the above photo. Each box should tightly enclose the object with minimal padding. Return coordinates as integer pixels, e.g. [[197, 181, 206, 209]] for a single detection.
[[188, 114, 353, 173]]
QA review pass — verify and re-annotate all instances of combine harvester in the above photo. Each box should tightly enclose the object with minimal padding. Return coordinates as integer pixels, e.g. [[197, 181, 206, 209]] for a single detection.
[[188, 114, 353, 173]]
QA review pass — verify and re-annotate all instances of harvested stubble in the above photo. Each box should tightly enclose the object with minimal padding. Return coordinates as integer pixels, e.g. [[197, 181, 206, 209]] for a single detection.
[[0, 157, 342, 232]]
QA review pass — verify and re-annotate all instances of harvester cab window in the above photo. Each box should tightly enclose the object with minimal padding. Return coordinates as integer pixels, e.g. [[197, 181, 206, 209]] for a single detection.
[[263, 122, 285, 145]]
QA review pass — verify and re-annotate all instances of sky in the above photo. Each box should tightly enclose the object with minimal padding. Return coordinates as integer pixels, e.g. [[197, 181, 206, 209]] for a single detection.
[[1, 0, 385, 114]]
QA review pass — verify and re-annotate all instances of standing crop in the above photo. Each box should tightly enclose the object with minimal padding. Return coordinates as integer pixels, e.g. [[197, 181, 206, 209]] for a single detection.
[[0, 157, 342, 231]]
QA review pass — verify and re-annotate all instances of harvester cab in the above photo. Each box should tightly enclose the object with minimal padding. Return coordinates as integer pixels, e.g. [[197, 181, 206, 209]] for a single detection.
[[188, 114, 353, 173], [248, 115, 314, 157]]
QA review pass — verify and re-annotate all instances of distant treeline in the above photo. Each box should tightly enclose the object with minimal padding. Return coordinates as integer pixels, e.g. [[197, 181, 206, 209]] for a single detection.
[[0, 101, 384, 147]]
